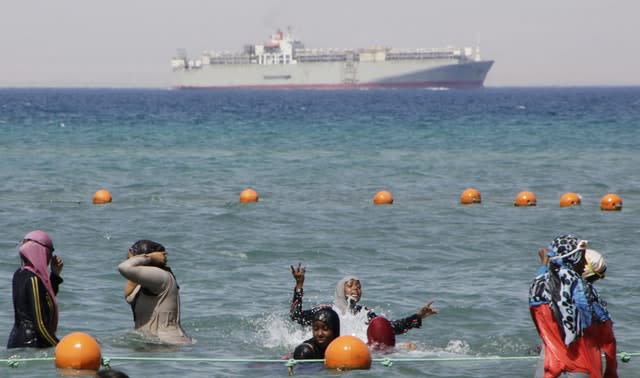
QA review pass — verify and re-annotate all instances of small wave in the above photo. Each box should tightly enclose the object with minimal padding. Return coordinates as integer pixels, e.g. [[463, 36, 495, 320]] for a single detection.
[[218, 250, 248, 259]]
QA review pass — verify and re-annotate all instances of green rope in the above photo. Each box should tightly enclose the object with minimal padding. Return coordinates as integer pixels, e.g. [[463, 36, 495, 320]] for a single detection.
[[1, 351, 636, 369], [3, 357, 54, 368]]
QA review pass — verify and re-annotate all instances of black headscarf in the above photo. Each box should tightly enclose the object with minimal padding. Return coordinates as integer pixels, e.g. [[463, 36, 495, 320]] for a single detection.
[[293, 307, 340, 359]]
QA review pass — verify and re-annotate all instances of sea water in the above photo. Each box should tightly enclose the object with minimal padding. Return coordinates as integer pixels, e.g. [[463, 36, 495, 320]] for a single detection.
[[0, 87, 638, 377]]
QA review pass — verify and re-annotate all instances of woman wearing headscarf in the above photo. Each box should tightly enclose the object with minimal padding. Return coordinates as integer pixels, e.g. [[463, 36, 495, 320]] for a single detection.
[[289, 263, 436, 345], [118, 240, 193, 345], [292, 307, 340, 359], [8, 230, 63, 348], [582, 249, 618, 378], [529, 234, 601, 378]]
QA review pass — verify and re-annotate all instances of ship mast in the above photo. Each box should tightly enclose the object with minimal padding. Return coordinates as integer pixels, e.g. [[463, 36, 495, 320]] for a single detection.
[[474, 34, 481, 61]]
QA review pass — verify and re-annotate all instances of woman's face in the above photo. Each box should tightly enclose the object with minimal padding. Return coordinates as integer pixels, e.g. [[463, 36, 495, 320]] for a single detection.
[[343, 279, 362, 302], [312, 320, 336, 348]]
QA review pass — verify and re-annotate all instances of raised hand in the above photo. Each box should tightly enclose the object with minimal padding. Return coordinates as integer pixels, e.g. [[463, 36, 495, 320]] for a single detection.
[[290, 262, 306, 291], [538, 247, 549, 265], [418, 301, 438, 318], [147, 251, 167, 267], [51, 255, 64, 276]]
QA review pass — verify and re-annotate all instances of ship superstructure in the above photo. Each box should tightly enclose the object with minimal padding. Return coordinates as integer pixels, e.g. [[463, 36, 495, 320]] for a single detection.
[[171, 29, 493, 89]]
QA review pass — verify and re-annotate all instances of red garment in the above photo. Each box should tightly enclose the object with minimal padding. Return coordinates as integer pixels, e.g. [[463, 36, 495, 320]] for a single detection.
[[367, 316, 396, 350], [530, 305, 601, 378], [585, 320, 618, 378]]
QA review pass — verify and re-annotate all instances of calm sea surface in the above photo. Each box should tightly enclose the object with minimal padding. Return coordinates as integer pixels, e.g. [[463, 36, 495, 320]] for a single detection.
[[0, 87, 639, 377]]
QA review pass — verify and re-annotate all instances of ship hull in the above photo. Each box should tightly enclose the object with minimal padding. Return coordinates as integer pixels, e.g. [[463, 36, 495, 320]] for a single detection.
[[173, 60, 494, 90]]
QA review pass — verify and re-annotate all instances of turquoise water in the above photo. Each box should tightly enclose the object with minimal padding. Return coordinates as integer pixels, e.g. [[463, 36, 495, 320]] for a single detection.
[[1, 87, 639, 377]]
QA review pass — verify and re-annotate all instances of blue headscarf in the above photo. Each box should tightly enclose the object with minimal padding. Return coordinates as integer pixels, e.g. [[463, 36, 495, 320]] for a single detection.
[[529, 234, 591, 345]]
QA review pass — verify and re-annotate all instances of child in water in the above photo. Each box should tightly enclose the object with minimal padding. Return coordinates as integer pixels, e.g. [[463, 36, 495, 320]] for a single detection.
[[293, 307, 340, 359]]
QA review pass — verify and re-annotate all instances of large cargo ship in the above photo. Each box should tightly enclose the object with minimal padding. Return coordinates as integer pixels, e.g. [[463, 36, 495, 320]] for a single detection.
[[171, 29, 493, 89]]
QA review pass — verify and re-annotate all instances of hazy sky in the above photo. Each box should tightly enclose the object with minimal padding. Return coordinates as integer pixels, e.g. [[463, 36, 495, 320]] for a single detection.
[[1, 0, 638, 88]]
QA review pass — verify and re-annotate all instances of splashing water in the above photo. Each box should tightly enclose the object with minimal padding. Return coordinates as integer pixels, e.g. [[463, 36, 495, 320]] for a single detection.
[[444, 339, 471, 354], [253, 313, 309, 351]]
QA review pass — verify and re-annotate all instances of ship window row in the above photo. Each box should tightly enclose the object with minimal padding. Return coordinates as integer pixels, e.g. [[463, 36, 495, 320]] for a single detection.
[[386, 52, 456, 60], [296, 55, 350, 62], [209, 57, 252, 64]]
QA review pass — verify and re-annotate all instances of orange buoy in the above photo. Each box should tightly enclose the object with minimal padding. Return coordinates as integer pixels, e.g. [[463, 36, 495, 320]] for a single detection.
[[373, 190, 393, 205], [92, 189, 112, 205], [239, 188, 259, 203], [460, 188, 481, 205], [514, 191, 537, 207], [600, 193, 622, 211], [55, 332, 102, 371], [559, 192, 582, 208], [324, 335, 372, 370]]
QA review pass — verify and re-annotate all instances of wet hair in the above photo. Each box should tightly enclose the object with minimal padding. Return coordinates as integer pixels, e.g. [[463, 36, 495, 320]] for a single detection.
[[128, 239, 177, 289], [129, 240, 165, 255]]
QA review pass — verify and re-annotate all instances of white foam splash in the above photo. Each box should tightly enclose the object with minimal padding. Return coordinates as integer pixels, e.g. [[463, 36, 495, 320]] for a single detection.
[[253, 313, 309, 350], [443, 339, 471, 354]]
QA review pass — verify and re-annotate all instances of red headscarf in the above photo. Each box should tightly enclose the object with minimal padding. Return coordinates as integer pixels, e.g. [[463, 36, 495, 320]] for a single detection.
[[19, 230, 58, 331]]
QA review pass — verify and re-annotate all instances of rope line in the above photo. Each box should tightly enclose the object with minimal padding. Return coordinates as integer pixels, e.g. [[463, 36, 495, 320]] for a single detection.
[[3, 351, 636, 369]]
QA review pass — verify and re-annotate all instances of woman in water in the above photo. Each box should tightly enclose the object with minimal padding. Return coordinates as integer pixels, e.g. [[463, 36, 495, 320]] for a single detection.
[[8, 230, 63, 348], [529, 234, 603, 378], [118, 240, 193, 345], [581, 249, 617, 378], [533, 244, 617, 377], [289, 263, 437, 345]]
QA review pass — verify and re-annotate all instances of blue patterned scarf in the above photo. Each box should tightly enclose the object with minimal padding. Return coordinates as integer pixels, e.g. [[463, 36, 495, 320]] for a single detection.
[[529, 234, 592, 345]]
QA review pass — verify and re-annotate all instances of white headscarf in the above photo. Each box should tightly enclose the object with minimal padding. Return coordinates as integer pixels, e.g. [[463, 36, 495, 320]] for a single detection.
[[333, 275, 359, 315], [582, 249, 607, 280]]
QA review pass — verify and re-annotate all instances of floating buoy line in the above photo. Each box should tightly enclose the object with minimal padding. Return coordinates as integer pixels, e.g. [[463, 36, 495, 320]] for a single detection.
[[2, 351, 635, 375], [6, 189, 627, 211]]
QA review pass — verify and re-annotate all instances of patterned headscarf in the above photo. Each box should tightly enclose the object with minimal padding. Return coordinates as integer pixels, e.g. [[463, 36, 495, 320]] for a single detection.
[[19, 230, 58, 331], [529, 234, 590, 346], [333, 275, 359, 315], [548, 234, 585, 268]]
